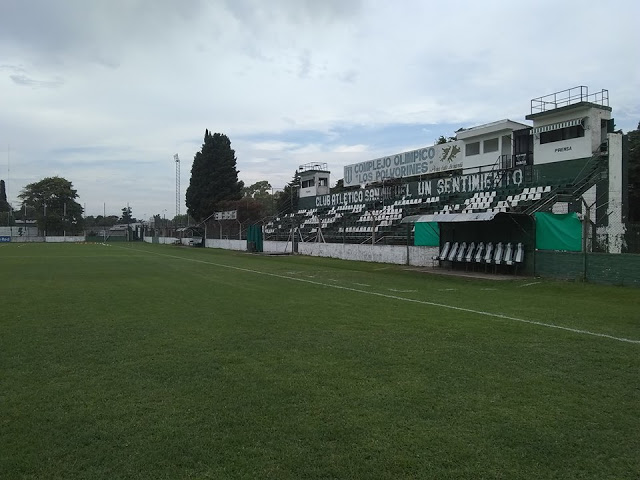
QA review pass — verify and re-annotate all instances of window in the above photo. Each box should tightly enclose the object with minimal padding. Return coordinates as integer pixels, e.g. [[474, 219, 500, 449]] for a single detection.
[[301, 179, 315, 188], [465, 142, 480, 156], [483, 138, 499, 153], [540, 125, 585, 144], [318, 177, 328, 187]]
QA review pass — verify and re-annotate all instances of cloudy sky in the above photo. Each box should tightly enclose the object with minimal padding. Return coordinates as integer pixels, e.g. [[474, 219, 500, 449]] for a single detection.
[[1, 0, 638, 219]]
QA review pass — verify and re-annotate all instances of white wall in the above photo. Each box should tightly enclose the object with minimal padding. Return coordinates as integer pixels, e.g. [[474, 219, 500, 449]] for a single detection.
[[9, 236, 45, 243], [298, 242, 437, 266], [263, 240, 292, 253], [532, 105, 610, 164], [461, 131, 510, 169], [149, 236, 438, 267], [604, 133, 625, 253], [158, 237, 178, 245], [4, 236, 87, 243], [206, 239, 246, 250], [45, 236, 86, 243]]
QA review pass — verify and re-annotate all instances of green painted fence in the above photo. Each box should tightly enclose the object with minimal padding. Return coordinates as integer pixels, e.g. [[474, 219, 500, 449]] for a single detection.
[[535, 251, 640, 287]]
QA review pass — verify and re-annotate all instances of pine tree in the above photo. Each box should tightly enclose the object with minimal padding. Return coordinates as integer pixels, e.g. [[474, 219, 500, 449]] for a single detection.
[[186, 130, 244, 220], [0, 179, 10, 212]]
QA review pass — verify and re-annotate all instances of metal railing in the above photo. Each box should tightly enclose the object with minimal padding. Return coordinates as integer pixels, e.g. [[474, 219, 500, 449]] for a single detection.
[[531, 86, 609, 114]]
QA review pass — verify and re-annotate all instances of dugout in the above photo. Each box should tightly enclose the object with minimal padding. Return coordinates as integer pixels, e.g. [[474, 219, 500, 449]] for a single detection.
[[403, 212, 536, 274]]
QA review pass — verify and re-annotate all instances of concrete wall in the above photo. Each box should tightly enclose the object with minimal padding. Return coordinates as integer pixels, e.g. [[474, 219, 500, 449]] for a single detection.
[[605, 133, 625, 253], [264, 240, 292, 253], [147, 235, 438, 266], [45, 236, 86, 243], [205, 239, 246, 250], [158, 237, 178, 245], [2, 236, 85, 243], [298, 242, 437, 266], [10, 236, 45, 243], [143, 236, 191, 246]]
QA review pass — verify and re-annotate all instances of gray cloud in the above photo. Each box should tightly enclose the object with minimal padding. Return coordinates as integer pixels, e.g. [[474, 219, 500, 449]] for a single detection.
[[0, 0, 205, 67], [10, 74, 63, 88]]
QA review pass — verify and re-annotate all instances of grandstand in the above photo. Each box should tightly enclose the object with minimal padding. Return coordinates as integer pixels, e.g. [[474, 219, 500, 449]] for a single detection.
[[263, 86, 627, 274]]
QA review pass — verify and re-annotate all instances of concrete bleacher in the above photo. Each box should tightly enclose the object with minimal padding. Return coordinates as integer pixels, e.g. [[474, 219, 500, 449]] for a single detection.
[[263, 181, 571, 245]]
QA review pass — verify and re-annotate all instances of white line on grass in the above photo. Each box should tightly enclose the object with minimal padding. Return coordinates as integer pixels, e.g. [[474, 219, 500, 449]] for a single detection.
[[127, 247, 640, 345]]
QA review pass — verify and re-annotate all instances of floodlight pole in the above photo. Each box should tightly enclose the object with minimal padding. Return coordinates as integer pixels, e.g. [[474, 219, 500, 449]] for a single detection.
[[162, 209, 167, 238], [174, 154, 180, 220]]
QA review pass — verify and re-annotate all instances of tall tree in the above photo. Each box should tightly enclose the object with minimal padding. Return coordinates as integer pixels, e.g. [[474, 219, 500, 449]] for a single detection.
[[186, 130, 244, 221], [0, 179, 11, 212], [243, 180, 272, 199], [243, 180, 275, 215], [120, 206, 135, 224], [173, 213, 189, 227], [18, 176, 84, 234]]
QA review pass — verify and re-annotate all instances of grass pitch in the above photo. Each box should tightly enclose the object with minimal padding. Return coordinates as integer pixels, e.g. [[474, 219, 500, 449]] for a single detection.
[[1, 242, 639, 479]]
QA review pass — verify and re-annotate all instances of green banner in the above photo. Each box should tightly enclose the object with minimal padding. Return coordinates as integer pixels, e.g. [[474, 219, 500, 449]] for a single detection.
[[414, 222, 439, 246], [535, 212, 581, 251]]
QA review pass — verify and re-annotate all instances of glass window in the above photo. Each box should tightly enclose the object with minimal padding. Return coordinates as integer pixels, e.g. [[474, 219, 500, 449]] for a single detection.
[[483, 138, 499, 153], [540, 125, 585, 144], [465, 142, 480, 156]]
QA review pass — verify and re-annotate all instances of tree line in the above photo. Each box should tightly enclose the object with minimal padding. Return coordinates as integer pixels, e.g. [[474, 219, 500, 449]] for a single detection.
[[0, 176, 137, 235], [0, 129, 302, 235]]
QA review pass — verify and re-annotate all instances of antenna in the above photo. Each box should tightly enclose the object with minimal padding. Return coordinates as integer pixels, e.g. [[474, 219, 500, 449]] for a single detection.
[[174, 153, 180, 219]]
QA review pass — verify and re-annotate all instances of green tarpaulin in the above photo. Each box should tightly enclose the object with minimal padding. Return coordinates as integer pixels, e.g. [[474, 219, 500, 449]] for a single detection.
[[246, 224, 264, 252], [414, 222, 439, 246], [535, 212, 582, 251]]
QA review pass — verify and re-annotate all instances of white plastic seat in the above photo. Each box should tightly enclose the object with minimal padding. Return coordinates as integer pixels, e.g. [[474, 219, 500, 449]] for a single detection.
[[464, 242, 476, 262], [447, 242, 459, 262], [434, 242, 451, 262], [508, 243, 524, 265], [483, 243, 494, 263], [503, 243, 514, 265], [456, 242, 467, 262], [493, 242, 504, 265]]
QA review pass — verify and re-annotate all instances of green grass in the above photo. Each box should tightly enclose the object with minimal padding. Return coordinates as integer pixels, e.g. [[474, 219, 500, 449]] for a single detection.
[[1, 242, 639, 479]]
